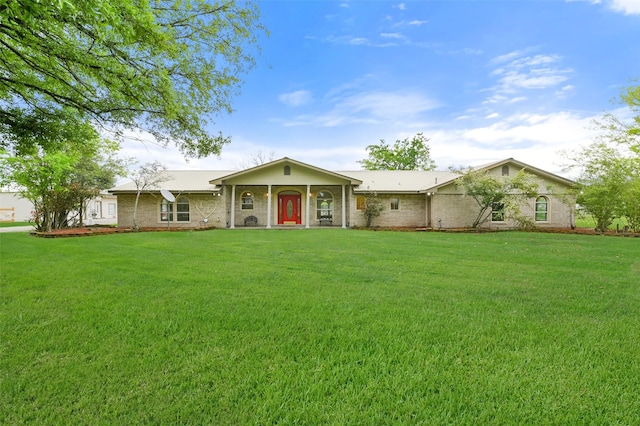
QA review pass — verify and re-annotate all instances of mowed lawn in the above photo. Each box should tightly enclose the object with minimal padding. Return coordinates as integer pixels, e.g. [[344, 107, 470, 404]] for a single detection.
[[1, 230, 639, 424]]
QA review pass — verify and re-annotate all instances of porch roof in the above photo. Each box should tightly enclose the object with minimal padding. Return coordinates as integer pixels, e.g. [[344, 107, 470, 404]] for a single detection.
[[209, 157, 363, 185]]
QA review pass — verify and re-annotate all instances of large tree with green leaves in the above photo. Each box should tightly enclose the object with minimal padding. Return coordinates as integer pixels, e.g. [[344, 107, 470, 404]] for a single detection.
[[0, 0, 265, 158], [455, 168, 540, 229], [0, 122, 125, 231], [564, 113, 640, 232], [621, 82, 640, 138], [358, 133, 436, 171]]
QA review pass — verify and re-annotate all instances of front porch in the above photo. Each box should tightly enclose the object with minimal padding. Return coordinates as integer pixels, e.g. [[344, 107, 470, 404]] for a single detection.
[[227, 184, 349, 229]]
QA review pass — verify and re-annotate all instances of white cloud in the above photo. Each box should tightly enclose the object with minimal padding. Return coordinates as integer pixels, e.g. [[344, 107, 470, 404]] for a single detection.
[[491, 50, 528, 64], [278, 89, 440, 128], [380, 32, 405, 39], [337, 91, 439, 119], [426, 110, 604, 174], [486, 51, 573, 105], [461, 112, 594, 147], [278, 90, 313, 107], [609, 0, 640, 14], [394, 3, 407, 10]]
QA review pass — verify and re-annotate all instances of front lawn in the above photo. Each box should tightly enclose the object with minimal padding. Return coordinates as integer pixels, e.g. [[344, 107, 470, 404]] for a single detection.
[[1, 230, 639, 424], [0, 221, 31, 228]]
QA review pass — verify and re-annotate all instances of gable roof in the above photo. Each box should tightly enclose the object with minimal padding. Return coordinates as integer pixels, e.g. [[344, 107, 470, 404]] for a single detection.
[[208, 157, 363, 185], [427, 157, 575, 192], [477, 158, 575, 186]]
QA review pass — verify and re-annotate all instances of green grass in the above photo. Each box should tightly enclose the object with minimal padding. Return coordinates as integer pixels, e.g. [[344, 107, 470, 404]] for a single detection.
[[0, 221, 31, 228], [575, 214, 628, 230], [1, 230, 639, 424]]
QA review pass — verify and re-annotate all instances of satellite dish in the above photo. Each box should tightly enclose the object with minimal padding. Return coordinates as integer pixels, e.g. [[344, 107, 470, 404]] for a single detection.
[[160, 189, 176, 202]]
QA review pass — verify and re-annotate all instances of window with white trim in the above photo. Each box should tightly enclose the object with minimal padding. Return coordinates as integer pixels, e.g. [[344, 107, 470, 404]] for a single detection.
[[491, 202, 505, 222], [161, 197, 190, 222], [316, 191, 333, 219], [241, 191, 254, 210], [535, 196, 548, 222], [176, 197, 190, 222], [160, 199, 173, 222], [390, 198, 400, 210]]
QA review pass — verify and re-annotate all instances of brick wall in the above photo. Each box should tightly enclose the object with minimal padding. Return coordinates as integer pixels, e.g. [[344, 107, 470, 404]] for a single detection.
[[349, 193, 426, 228], [116, 193, 226, 229]]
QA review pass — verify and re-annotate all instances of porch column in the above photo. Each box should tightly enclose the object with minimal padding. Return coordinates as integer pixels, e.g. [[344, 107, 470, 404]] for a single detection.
[[230, 184, 236, 228], [305, 184, 311, 228], [426, 192, 432, 228], [342, 185, 347, 228], [267, 184, 272, 228]]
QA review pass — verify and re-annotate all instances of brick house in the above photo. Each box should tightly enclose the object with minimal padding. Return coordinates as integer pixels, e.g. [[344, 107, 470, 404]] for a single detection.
[[109, 157, 576, 229]]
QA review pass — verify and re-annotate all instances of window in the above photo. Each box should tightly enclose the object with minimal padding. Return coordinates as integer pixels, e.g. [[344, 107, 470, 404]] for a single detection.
[[161, 197, 190, 222], [108, 203, 116, 216], [502, 165, 509, 176], [161, 199, 173, 222], [284, 165, 291, 175], [316, 191, 333, 219], [390, 198, 399, 210], [491, 202, 505, 222], [356, 196, 365, 210], [241, 191, 254, 210], [535, 196, 548, 221], [176, 197, 190, 222]]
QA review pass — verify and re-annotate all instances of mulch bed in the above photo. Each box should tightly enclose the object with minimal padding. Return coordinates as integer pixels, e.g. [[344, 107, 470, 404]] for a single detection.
[[32, 225, 639, 238], [32, 226, 216, 238]]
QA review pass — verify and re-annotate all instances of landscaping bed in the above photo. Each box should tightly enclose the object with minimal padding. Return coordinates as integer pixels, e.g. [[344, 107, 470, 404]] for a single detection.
[[32, 225, 217, 237], [32, 225, 639, 237]]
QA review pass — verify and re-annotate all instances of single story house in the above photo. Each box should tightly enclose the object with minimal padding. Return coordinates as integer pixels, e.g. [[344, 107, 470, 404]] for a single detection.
[[109, 157, 576, 230], [0, 191, 117, 225]]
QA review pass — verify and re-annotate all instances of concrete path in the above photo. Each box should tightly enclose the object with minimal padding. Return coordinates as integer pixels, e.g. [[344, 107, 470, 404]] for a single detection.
[[0, 226, 34, 233]]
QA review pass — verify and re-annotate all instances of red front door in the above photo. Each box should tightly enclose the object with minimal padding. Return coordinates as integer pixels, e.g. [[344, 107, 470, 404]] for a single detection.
[[278, 193, 301, 224]]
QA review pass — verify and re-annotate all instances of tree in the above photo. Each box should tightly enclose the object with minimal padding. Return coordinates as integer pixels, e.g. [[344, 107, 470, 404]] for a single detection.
[[358, 133, 436, 171], [240, 150, 276, 168], [71, 140, 127, 226], [621, 82, 640, 137], [564, 113, 640, 232], [0, 122, 124, 232], [362, 192, 383, 228], [130, 162, 170, 230], [0, 0, 265, 158], [1, 150, 76, 232], [455, 168, 539, 228], [620, 178, 640, 232]]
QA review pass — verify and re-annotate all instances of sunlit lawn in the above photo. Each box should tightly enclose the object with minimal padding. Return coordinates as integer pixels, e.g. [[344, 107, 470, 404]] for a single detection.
[[575, 214, 630, 230], [0, 222, 31, 228], [1, 229, 639, 424]]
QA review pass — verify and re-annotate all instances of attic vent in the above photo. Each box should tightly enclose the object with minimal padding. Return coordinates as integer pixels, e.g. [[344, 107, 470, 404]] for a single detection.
[[284, 165, 291, 175], [502, 165, 509, 176]]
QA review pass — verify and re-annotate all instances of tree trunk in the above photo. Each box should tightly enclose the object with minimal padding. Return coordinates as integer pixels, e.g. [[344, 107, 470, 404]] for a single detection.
[[133, 192, 141, 230]]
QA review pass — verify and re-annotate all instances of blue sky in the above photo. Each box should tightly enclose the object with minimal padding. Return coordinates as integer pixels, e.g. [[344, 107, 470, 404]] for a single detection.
[[123, 0, 640, 175]]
